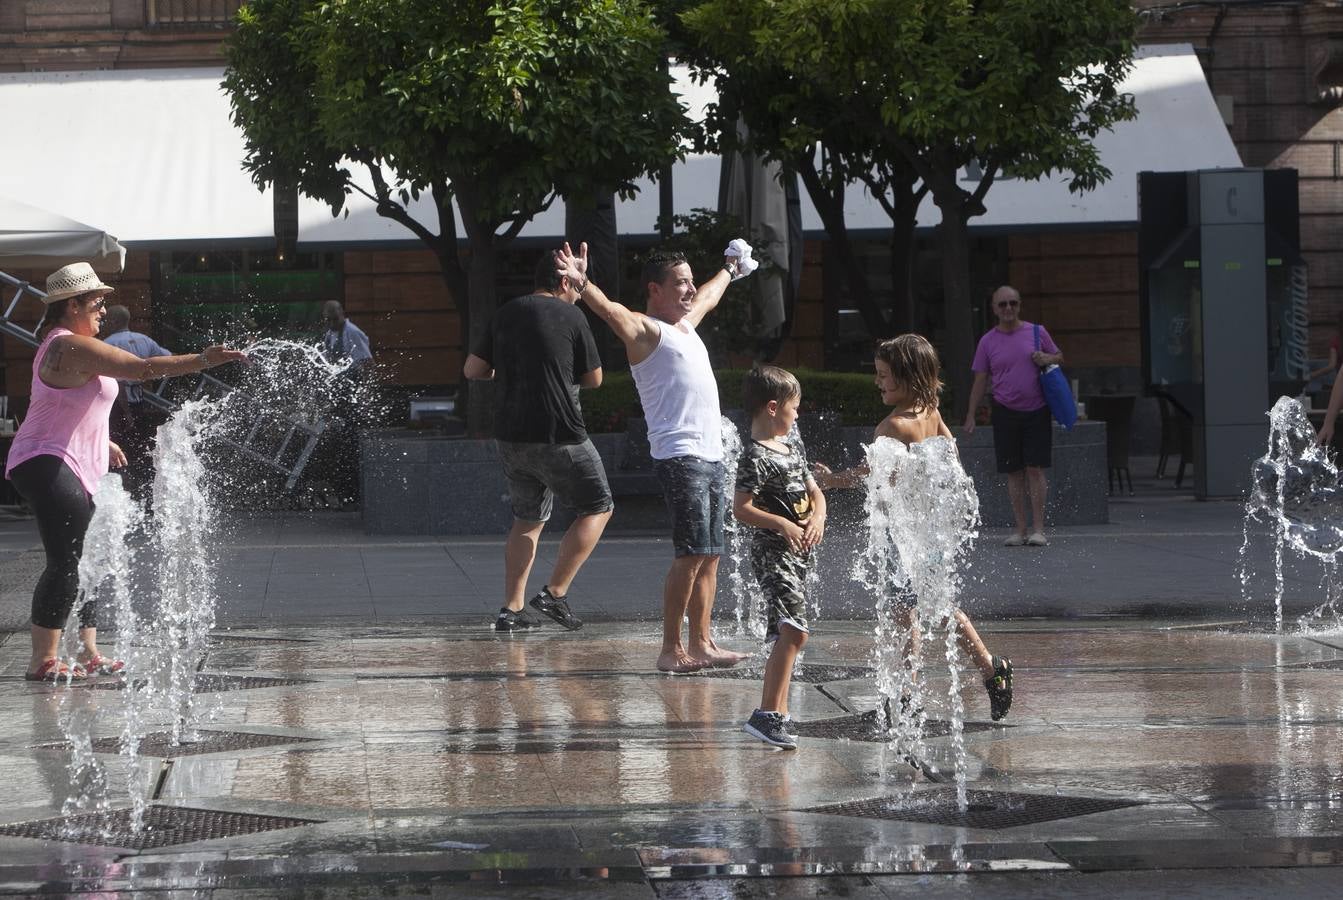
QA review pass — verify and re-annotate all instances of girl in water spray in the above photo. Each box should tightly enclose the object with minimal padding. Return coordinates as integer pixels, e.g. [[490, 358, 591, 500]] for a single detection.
[[818, 335, 1013, 721]]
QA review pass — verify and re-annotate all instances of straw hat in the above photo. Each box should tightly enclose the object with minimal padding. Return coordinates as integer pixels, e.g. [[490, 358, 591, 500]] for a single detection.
[[43, 262, 115, 305]]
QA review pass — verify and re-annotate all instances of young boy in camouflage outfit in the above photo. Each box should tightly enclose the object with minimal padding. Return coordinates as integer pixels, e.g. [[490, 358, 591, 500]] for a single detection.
[[732, 366, 827, 749]]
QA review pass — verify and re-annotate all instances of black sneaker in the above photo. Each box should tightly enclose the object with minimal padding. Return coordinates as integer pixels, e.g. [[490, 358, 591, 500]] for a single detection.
[[528, 587, 583, 631], [880, 695, 924, 729], [985, 656, 1013, 721], [743, 709, 798, 749], [494, 607, 542, 632]]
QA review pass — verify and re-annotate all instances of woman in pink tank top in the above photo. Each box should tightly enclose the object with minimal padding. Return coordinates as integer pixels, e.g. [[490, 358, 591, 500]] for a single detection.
[[5, 263, 245, 682]]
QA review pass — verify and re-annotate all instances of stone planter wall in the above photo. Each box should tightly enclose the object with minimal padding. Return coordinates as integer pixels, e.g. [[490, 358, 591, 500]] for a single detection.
[[361, 430, 510, 535], [361, 430, 633, 535], [955, 421, 1109, 527], [361, 418, 1107, 535]]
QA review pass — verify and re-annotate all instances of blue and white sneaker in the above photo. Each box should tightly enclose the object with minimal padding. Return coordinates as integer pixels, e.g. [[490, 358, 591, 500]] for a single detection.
[[744, 709, 798, 749]]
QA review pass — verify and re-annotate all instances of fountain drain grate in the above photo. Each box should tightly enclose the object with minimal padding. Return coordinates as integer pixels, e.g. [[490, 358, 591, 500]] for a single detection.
[[804, 789, 1142, 829], [792, 709, 1001, 742], [0, 805, 320, 850], [87, 674, 313, 693], [697, 663, 873, 683], [39, 730, 319, 758]]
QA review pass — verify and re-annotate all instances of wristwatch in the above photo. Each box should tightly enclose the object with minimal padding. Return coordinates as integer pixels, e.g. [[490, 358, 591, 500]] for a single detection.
[[722, 260, 738, 278]]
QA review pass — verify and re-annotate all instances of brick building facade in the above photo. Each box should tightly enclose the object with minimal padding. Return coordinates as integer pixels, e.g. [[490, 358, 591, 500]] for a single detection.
[[2, 1, 1339, 410], [1020, 1, 1343, 388]]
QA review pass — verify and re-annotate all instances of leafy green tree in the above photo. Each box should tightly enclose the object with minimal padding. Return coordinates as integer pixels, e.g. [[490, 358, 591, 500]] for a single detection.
[[224, 0, 691, 428], [683, 0, 1137, 409], [677, 28, 907, 341]]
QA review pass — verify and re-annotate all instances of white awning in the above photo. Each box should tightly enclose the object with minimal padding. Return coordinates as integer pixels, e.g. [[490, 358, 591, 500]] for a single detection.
[[300, 43, 1240, 247], [832, 43, 1245, 233], [0, 195, 126, 272], [0, 67, 273, 248]]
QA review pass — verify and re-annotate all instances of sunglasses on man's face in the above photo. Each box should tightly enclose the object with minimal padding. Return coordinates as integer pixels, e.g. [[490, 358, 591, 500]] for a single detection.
[[996, 300, 1020, 309]]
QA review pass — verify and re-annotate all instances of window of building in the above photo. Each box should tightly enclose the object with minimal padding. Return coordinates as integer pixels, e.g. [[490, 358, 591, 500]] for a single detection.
[[157, 249, 341, 349], [147, 1, 246, 27]]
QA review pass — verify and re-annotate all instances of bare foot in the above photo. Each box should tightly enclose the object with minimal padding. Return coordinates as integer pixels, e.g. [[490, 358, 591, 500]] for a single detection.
[[693, 642, 749, 669], [657, 649, 708, 674]]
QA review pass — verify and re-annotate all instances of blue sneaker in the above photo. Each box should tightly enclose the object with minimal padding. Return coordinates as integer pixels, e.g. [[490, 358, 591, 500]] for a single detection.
[[744, 709, 798, 749]]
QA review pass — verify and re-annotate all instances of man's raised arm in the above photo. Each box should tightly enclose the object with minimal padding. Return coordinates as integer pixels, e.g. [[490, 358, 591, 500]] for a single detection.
[[557, 242, 657, 351], [685, 238, 758, 328]]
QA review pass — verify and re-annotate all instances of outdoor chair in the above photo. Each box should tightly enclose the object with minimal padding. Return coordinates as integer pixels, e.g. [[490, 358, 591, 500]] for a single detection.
[[1156, 395, 1194, 487], [1088, 396, 1135, 496]]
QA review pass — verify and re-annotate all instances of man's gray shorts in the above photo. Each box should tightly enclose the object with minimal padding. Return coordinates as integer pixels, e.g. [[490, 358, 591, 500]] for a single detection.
[[496, 439, 614, 523]]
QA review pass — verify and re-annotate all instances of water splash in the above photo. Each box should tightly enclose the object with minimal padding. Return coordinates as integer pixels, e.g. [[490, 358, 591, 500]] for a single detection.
[[854, 435, 980, 808], [200, 338, 388, 509], [55, 339, 367, 832], [152, 400, 224, 742], [719, 416, 764, 640], [1240, 395, 1343, 631], [57, 474, 146, 834]]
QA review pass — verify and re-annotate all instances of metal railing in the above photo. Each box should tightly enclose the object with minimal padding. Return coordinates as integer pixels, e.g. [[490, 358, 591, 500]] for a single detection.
[[0, 269, 323, 491], [147, 0, 246, 27]]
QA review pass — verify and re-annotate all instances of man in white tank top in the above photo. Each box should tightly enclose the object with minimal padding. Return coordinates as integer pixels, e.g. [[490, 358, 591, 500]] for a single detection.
[[555, 240, 757, 673]]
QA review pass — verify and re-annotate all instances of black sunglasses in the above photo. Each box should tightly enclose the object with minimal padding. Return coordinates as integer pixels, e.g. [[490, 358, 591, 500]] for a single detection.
[[995, 300, 1020, 308]]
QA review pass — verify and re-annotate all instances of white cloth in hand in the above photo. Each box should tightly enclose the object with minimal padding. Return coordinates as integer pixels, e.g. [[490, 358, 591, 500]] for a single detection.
[[724, 238, 759, 281]]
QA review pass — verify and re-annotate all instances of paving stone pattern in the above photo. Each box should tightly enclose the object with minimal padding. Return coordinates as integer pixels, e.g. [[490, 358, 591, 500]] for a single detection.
[[1, 620, 1342, 895]]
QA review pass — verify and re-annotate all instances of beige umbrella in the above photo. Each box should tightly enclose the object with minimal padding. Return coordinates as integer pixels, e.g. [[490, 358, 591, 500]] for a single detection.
[[719, 119, 791, 337], [0, 195, 125, 273]]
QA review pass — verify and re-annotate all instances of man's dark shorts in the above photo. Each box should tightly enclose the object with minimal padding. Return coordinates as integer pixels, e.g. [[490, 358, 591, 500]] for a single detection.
[[497, 439, 614, 523], [653, 455, 726, 557], [991, 405, 1052, 473]]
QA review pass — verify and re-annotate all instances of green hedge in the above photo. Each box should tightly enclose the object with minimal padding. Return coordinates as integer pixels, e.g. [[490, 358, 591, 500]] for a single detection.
[[582, 368, 894, 433]]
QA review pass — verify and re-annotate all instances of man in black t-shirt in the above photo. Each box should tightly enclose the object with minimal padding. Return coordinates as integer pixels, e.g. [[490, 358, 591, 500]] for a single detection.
[[463, 253, 614, 632]]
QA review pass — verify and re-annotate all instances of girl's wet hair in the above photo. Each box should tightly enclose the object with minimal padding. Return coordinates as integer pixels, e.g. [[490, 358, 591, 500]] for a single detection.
[[742, 364, 801, 415], [875, 334, 942, 412]]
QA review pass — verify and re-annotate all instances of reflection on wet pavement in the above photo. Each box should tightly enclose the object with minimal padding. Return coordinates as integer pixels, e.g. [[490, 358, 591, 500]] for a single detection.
[[0, 620, 1341, 894]]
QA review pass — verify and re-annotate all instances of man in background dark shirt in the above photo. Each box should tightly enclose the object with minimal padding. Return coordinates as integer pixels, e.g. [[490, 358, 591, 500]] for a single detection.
[[463, 253, 613, 632]]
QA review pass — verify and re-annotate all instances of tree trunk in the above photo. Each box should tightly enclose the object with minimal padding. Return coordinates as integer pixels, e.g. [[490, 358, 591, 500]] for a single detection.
[[888, 199, 918, 335], [565, 190, 623, 369], [434, 246, 468, 335], [426, 191, 472, 433], [934, 196, 975, 418], [463, 238, 498, 437], [794, 156, 885, 342]]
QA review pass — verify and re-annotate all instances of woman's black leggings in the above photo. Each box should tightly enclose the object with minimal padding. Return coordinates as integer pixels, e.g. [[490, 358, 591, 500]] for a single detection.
[[8, 455, 96, 630]]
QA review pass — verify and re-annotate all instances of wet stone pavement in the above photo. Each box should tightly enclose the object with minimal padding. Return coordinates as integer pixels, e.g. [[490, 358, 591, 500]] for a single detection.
[[0, 620, 1341, 897]]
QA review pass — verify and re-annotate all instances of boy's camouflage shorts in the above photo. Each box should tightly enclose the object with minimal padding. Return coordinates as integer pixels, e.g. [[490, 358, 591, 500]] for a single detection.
[[750, 539, 811, 641]]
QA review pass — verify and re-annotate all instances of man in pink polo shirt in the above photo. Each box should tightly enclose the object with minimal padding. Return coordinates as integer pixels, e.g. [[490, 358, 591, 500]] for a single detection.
[[961, 286, 1064, 547]]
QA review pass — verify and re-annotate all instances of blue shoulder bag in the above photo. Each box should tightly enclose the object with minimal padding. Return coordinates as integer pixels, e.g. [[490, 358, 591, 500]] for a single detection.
[[1035, 324, 1077, 431]]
